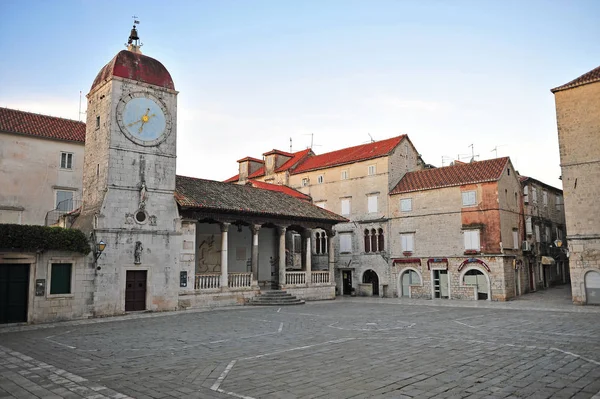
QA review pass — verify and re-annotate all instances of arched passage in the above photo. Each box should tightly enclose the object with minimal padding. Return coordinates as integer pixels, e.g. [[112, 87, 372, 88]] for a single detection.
[[362, 269, 379, 296], [585, 270, 600, 305], [398, 268, 422, 298], [461, 267, 491, 300]]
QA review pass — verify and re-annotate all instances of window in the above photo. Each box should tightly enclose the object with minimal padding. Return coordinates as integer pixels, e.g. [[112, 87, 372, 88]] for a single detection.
[[301, 178, 309, 187], [523, 186, 529, 203], [315, 232, 328, 254], [341, 170, 348, 180], [317, 175, 324, 184], [50, 263, 72, 295], [400, 233, 414, 252], [532, 187, 537, 203], [545, 226, 551, 242], [512, 230, 519, 249], [368, 165, 376, 176], [462, 191, 476, 206], [464, 230, 480, 251], [555, 195, 562, 211], [543, 190, 548, 206], [339, 233, 352, 253], [293, 234, 302, 253], [364, 228, 384, 253], [341, 198, 350, 215], [315, 201, 326, 209], [400, 198, 412, 212], [95, 116, 100, 129], [367, 195, 378, 213], [55, 190, 74, 212], [556, 228, 563, 240], [60, 152, 73, 169], [364, 229, 371, 253], [507, 168, 510, 176], [535, 225, 540, 242], [526, 217, 532, 235]]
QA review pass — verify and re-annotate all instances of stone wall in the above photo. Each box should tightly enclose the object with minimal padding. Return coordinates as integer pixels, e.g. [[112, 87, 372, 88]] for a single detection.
[[554, 79, 600, 304]]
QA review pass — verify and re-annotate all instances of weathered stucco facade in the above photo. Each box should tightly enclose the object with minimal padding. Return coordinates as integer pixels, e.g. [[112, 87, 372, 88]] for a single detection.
[[552, 66, 600, 305], [0, 110, 85, 226]]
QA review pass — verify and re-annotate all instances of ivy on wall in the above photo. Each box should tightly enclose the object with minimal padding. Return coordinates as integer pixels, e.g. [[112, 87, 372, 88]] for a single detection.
[[0, 224, 91, 254]]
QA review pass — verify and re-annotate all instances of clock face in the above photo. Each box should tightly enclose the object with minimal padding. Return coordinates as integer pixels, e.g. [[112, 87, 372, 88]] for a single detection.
[[116, 92, 171, 146]]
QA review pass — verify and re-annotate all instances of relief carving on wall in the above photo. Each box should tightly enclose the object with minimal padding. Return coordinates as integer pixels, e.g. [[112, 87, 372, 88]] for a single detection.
[[125, 213, 134, 224], [197, 234, 221, 273], [149, 215, 157, 226]]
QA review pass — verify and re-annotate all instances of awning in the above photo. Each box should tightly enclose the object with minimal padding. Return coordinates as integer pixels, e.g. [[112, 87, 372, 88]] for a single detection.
[[541, 256, 555, 265]]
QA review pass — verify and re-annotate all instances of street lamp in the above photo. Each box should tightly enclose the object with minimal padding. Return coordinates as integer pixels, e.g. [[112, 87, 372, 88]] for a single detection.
[[95, 240, 106, 261]]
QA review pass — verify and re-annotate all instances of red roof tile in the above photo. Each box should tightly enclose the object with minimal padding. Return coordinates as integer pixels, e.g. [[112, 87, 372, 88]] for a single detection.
[[551, 65, 600, 93], [264, 149, 294, 157], [237, 156, 264, 163], [246, 180, 311, 201], [91, 50, 174, 92], [0, 107, 86, 143], [291, 135, 405, 174], [390, 157, 509, 194], [225, 148, 313, 182]]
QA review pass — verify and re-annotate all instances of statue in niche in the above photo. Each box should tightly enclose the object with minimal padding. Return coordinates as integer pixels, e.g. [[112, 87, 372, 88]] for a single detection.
[[134, 241, 143, 264], [139, 181, 148, 210]]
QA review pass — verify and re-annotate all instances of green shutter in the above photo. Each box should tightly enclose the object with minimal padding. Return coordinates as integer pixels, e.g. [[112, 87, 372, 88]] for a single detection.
[[50, 263, 72, 295]]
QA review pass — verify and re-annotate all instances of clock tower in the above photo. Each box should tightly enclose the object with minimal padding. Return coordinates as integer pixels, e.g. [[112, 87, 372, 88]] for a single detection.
[[76, 24, 181, 315]]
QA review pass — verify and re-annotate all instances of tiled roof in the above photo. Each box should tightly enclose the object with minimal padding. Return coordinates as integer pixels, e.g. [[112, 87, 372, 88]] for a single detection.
[[276, 148, 313, 173], [0, 107, 86, 143], [390, 157, 509, 194], [237, 156, 263, 163], [246, 180, 311, 201], [225, 148, 313, 182], [519, 175, 563, 193], [292, 135, 405, 174], [175, 175, 347, 222], [551, 65, 600, 93], [91, 50, 175, 92]]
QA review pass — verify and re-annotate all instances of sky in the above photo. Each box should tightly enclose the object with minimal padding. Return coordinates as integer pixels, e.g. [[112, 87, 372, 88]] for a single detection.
[[1, 1, 599, 189]]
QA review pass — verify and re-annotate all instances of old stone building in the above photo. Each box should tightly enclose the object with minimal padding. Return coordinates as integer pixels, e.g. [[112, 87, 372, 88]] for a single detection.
[[0, 108, 85, 225], [0, 26, 346, 324], [520, 176, 568, 290], [388, 157, 525, 301], [227, 136, 425, 297], [552, 64, 600, 305]]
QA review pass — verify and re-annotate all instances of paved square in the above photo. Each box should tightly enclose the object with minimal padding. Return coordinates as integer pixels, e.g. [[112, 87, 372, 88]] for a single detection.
[[1, 295, 600, 399]]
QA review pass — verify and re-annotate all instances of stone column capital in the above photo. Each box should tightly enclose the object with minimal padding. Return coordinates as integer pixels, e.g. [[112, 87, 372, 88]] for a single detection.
[[251, 224, 262, 235], [220, 222, 230, 233], [277, 226, 288, 235]]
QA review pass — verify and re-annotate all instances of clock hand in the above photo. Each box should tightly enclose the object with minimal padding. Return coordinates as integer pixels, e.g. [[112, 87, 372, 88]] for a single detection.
[[126, 119, 143, 128]]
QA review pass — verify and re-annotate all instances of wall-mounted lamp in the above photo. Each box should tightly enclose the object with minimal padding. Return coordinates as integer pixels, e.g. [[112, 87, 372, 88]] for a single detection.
[[95, 240, 106, 261]]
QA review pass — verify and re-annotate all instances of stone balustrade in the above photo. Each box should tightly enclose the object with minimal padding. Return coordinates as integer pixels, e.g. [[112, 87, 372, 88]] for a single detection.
[[286, 271, 306, 285], [311, 271, 330, 284], [228, 272, 252, 288], [195, 274, 221, 290]]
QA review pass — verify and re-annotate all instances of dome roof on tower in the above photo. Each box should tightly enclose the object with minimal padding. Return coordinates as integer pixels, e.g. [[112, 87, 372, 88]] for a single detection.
[[90, 50, 175, 92]]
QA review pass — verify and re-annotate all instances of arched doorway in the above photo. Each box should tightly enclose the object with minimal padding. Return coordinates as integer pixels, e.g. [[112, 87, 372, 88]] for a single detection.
[[363, 269, 379, 296], [585, 271, 600, 305], [463, 269, 489, 300], [400, 269, 421, 297]]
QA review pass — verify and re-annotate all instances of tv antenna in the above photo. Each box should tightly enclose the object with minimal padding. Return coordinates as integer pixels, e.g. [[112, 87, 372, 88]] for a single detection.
[[78, 91, 87, 122], [491, 145, 506, 158], [304, 133, 320, 149], [368, 133, 375, 143], [441, 155, 453, 167], [467, 144, 479, 162]]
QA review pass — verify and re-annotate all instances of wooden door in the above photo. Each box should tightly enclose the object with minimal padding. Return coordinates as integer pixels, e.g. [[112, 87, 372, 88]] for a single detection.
[[125, 270, 147, 311], [342, 270, 352, 295], [0, 264, 29, 324]]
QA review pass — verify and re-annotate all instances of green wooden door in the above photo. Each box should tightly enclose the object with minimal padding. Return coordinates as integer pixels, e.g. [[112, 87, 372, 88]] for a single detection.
[[0, 264, 29, 324]]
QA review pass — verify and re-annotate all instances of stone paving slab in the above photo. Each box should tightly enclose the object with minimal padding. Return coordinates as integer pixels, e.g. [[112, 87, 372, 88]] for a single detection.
[[0, 288, 599, 398]]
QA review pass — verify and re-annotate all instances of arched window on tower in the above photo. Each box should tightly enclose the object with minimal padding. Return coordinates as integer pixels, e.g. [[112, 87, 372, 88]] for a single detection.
[[371, 229, 377, 253], [364, 229, 371, 253], [378, 228, 385, 252]]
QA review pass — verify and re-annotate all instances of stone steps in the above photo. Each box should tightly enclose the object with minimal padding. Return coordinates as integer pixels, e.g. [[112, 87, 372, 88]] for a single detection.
[[248, 290, 305, 306]]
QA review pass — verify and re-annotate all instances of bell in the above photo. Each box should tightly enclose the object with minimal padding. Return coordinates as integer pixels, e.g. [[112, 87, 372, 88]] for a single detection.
[[128, 27, 139, 43]]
